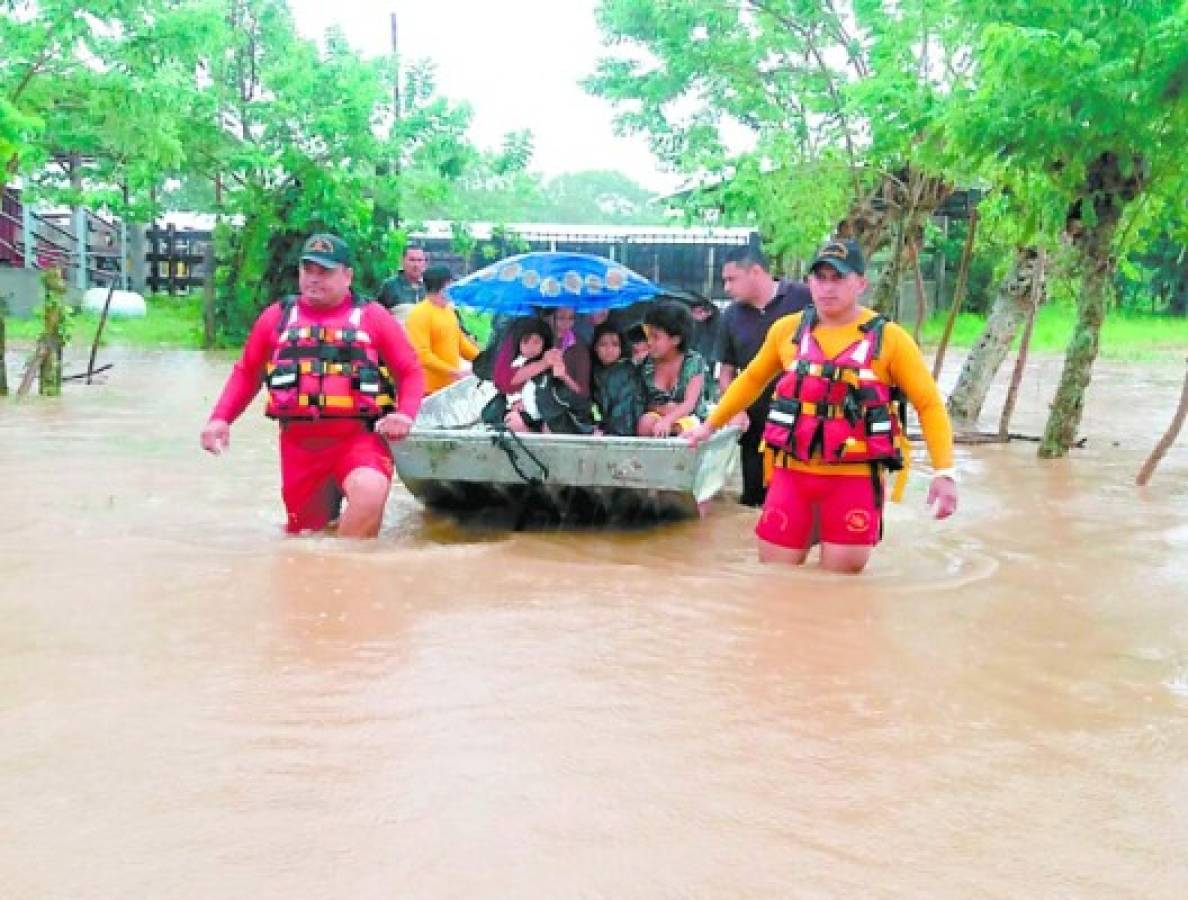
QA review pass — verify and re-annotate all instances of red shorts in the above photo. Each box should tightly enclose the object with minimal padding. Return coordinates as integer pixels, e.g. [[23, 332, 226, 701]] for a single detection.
[[279, 424, 393, 533], [754, 467, 882, 549]]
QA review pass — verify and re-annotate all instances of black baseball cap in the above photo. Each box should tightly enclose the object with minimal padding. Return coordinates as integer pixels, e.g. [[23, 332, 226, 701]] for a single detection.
[[300, 233, 351, 269], [809, 238, 865, 276]]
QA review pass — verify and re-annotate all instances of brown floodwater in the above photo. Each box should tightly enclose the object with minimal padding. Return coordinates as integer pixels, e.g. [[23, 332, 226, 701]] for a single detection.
[[1, 347, 1186, 898]]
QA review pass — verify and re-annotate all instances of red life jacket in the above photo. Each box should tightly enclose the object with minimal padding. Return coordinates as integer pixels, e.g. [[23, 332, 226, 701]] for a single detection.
[[761, 309, 906, 469], [264, 298, 396, 422]]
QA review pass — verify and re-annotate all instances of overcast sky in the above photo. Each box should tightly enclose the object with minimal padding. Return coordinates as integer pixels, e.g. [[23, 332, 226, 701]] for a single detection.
[[287, 0, 681, 192]]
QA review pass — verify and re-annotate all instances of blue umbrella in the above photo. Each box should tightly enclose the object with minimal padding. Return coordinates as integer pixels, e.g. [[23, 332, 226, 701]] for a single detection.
[[445, 252, 659, 315]]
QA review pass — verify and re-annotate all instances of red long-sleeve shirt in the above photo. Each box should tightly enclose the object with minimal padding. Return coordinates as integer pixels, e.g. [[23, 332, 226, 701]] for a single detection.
[[209, 296, 425, 432]]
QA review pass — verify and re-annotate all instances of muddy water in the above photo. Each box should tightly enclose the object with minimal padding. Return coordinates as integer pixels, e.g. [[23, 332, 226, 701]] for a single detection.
[[1, 348, 1186, 899]]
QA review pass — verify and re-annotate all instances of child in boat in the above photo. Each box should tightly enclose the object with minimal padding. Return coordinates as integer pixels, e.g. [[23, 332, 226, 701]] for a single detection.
[[590, 323, 644, 436], [626, 324, 650, 365], [482, 317, 555, 432], [636, 301, 708, 438]]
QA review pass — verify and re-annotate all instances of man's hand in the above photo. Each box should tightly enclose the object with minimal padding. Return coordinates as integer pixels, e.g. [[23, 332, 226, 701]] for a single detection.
[[926, 475, 958, 520], [200, 419, 230, 455], [650, 415, 674, 438], [728, 411, 749, 430], [683, 421, 715, 449], [376, 412, 414, 442]]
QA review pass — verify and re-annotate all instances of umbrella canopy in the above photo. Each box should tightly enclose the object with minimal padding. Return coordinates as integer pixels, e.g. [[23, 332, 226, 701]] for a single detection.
[[445, 252, 659, 316]]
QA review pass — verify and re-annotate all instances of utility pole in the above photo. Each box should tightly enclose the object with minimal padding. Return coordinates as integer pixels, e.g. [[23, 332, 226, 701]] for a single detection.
[[390, 11, 402, 229]]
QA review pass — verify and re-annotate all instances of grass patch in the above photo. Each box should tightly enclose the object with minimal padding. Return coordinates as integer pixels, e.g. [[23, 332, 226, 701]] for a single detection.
[[920, 304, 1188, 361], [4, 293, 206, 350]]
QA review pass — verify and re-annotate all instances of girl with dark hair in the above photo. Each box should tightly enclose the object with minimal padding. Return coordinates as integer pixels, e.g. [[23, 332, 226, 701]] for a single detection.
[[590, 322, 644, 437], [482, 315, 596, 434], [482, 317, 554, 431], [636, 301, 708, 437]]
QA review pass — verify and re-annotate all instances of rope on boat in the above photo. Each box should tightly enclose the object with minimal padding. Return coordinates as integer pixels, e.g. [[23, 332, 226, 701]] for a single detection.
[[490, 425, 550, 487]]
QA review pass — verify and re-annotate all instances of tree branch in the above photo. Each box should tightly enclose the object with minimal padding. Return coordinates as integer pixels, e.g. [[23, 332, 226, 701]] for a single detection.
[[747, 0, 864, 200]]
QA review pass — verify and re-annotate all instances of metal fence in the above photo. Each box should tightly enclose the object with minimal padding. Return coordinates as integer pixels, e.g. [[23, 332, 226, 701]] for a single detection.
[[145, 224, 213, 294], [130, 223, 760, 298], [0, 188, 127, 289]]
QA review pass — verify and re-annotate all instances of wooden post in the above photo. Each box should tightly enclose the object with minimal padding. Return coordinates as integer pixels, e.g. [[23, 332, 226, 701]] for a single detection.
[[998, 247, 1045, 439], [86, 273, 118, 384], [932, 208, 978, 380], [40, 295, 63, 396], [911, 245, 927, 344], [1135, 358, 1188, 486], [17, 342, 46, 396]]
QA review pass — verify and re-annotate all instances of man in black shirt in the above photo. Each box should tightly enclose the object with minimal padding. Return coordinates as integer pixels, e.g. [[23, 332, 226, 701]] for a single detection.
[[715, 246, 811, 506], [376, 243, 428, 309]]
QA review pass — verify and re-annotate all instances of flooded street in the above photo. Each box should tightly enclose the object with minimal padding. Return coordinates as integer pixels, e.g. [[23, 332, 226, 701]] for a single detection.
[[2, 348, 1187, 898]]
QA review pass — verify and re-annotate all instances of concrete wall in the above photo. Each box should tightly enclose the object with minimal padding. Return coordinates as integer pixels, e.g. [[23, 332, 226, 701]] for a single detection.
[[0, 268, 44, 318], [0, 268, 82, 318]]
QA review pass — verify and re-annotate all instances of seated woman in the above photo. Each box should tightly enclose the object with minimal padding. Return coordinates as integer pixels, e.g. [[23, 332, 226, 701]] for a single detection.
[[590, 323, 644, 436], [635, 301, 708, 438], [482, 315, 595, 434], [536, 306, 595, 434]]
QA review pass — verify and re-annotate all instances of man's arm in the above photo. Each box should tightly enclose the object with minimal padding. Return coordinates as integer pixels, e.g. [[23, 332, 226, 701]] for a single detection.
[[884, 325, 958, 518], [209, 303, 283, 424], [706, 317, 794, 429], [884, 325, 954, 472]]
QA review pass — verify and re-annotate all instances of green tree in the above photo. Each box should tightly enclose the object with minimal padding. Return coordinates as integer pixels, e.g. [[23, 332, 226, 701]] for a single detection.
[[940, 0, 1188, 456], [586, 0, 966, 288]]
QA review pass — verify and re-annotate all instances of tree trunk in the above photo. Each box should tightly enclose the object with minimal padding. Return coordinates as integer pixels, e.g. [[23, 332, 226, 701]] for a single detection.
[[869, 220, 907, 317], [998, 248, 1046, 438], [911, 248, 927, 344], [1135, 358, 1188, 486], [946, 247, 1042, 430], [202, 242, 216, 349], [39, 297, 63, 397], [1037, 257, 1109, 456], [1039, 152, 1144, 457], [933, 209, 978, 380]]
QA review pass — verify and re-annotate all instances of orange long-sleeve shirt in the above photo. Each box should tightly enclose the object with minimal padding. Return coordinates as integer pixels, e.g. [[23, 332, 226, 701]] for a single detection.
[[708, 308, 954, 476], [405, 299, 480, 394]]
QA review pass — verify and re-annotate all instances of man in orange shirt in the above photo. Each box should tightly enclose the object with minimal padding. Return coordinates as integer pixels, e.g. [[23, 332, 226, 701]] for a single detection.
[[405, 265, 480, 394], [686, 239, 958, 574]]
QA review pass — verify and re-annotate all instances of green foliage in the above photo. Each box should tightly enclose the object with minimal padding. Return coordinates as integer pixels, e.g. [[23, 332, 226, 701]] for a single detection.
[[5, 293, 206, 349], [586, 0, 970, 258], [921, 306, 1188, 362]]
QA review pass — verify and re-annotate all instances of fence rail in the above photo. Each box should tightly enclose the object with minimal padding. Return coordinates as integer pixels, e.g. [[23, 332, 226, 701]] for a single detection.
[[137, 224, 760, 299]]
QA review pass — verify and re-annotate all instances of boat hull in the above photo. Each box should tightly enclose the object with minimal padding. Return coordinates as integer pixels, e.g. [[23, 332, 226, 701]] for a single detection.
[[392, 428, 740, 522]]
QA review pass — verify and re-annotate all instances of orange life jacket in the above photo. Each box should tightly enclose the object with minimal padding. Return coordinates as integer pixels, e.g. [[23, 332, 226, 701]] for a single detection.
[[264, 298, 395, 422], [761, 309, 907, 470]]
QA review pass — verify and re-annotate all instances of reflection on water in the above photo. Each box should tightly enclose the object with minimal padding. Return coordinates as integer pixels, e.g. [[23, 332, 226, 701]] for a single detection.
[[1, 348, 1187, 898]]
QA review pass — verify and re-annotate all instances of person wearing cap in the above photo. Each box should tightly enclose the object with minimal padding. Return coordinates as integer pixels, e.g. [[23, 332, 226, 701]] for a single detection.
[[199, 233, 425, 538], [404, 264, 480, 394], [686, 238, 957, 574], [716, 246, 812, 507], [376, 243, 428, 309]]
